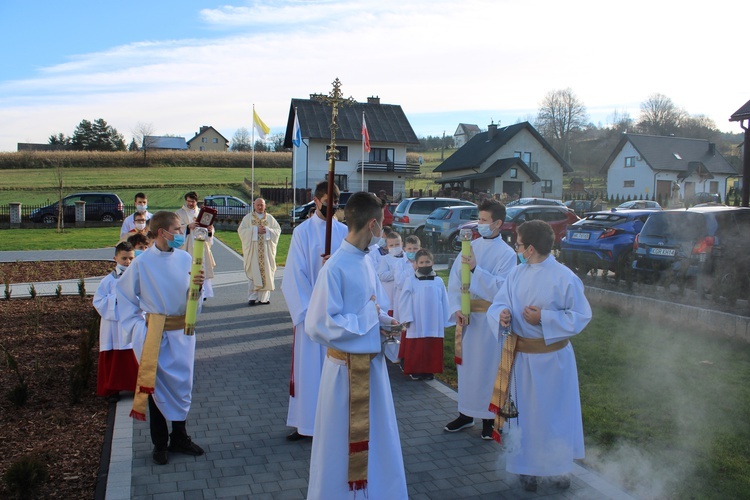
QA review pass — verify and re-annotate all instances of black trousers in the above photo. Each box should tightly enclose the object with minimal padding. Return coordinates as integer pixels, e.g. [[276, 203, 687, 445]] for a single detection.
[[148, 395, 187, 447]]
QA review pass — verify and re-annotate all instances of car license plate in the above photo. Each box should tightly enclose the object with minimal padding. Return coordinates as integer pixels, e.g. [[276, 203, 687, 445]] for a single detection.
[[571, 232, 590, 240], [650, 248, 676, 256]]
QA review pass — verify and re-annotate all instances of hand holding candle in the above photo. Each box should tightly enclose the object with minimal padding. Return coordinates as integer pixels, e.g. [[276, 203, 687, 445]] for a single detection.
[[185, 227, 208, 336]]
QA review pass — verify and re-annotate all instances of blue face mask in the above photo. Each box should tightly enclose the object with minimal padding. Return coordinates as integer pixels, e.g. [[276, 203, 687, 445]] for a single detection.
[[405, 251, 416, 261], [477, 223, 493, 238], [517, 250, 528, 264], [167, 231, 185, 249], [134, 249, 144, 257]]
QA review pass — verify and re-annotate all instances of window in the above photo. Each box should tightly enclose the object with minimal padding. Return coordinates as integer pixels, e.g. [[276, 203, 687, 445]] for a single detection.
[[624, 180, 635, 188], [369, 148, 394, 163], [542, 180, 552, 193], [201, 138, 207, 143], [325, 146, 348, 161], [709, 181, 719, 194], [514, 151, 521, 158], [530, 162, 539, 173], [523, 152, 531, 165], [624, 156, 635, 168], [510, 168, 517, 179], [199, 146, 205, 151], [324, 173, 348, 192], [212, 138, 218, 143], [227, 198, 245, 207], [461, 208, 478, 220]]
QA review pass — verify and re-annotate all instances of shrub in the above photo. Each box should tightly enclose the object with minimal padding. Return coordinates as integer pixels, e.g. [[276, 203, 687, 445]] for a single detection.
[[55, 284, 62, 299], [1, 343, 28, 407], [3, 454, 48, 499], [77, 277, 86, 299], [28, 283, 36, 299]]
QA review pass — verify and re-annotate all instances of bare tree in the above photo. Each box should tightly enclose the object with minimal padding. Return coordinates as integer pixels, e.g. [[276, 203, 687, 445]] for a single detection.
[[535, 88, 588, 162], [637, 93, 685, 136], [132, 122, 156, 164], [607, 109, 634, 134], [231, 127, 252, 152]]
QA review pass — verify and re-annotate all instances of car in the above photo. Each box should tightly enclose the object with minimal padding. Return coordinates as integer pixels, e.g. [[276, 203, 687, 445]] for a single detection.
[[564, 199, 606, 217], [29, 192, 124, 224], [203, 195, 253, 221], [615, 200, 662, 210], [289, 192, 352, 227], [560, 209, 658, 277], [688, 192, 720, 205], [452, 205, 579, 251], [633, 206, 750, 285], [383, 202, 398, 227], [423, 205, 479, 247], [392, 197, 475, 237], [505, 197, 565, 207]]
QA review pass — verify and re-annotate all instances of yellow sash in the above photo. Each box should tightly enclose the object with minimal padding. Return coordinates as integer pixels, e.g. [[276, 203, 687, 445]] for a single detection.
[[130, 313, 185, 421], [454, 299, 491, 365]]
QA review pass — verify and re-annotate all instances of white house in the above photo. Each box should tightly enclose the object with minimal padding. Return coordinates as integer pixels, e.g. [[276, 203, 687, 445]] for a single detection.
[[434, 122, 572, 199], [282, 95, 420, 198], [454, 123, 481, 149], [601, 134, 739, 202]]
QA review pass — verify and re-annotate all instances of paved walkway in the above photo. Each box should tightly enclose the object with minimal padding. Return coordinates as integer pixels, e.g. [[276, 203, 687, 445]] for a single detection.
[[5, 242, 633, 499]]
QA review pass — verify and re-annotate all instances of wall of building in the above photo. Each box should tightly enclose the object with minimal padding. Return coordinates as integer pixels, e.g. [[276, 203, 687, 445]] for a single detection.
[[188, 129, 227, 152]]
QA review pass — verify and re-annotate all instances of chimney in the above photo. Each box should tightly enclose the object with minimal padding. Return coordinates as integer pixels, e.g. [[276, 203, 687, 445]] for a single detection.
[[367, 96, 380, 105], [487, 123, 497, 141], [708, 142, 716, 155]]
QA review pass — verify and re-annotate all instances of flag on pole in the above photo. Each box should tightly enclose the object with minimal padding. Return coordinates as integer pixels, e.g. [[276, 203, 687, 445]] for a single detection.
[[292, 110, 302, 148], [362, 114, 371, 153], [253, 109, 270, 140]]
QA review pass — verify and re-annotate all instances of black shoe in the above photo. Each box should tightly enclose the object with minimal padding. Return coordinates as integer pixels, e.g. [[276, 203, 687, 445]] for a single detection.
[[444, 414, 474, 432], [422, 374, 434, 381], [168, 433, 204, 456], [551, 475, 571, 489], [520, 475, 538, 492], [286, 430, 311, 441], [152, 445, 168, 465], [481, 419, 494, 440], [106, 393, 120, 403], [248, 300, 257, 306]]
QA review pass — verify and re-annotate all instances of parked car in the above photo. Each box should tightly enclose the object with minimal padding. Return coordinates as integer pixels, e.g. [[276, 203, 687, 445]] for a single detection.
[[564, 199, 606, 217], [392, 197, 475, 237], [633, 206, 750, 284], [289, 201, 316, 226], [423, 205, 479, 247], [30, 192, 124, 224], [203, 195, 252, 220], [451, 205, 579, 251], [560, 209, 658, 277], [506, 197, 565, 207], [383, 202, 398, 227], [688, 192, 720, 205], [615, 200, 662, 210]]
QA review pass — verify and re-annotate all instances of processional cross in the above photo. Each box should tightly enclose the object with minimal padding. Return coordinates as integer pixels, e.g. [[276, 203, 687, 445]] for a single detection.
[[315, 78, 356, 255]]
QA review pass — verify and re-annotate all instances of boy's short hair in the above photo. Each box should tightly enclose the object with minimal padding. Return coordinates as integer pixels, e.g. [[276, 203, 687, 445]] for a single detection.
[[415, 248, 433, 261], [382, 226, 394, 236], [134, 192, 147, 202], [133, 213, 148, 222], [517, 220, 554, 256], [478, 198, 506, 222], [386, 231, 401, 242], [314, 181, 340, 203], [184, 191, 198, 201], [405, 235, 421, 247], [344, 192, 382, 231], [115, 241, 134, 255], [127, 233, 149, 247], [148, 211, 179, 236]]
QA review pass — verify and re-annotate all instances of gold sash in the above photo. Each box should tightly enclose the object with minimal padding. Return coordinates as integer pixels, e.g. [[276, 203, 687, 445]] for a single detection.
[[327, 348, 377, 491], [488, 333, 569, 441], [130, 313, 186, 421], [454, 299, 491, 365]]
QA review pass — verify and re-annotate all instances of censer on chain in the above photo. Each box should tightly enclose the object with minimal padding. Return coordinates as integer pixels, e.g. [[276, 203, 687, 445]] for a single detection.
[[499, 324, 519, 419]]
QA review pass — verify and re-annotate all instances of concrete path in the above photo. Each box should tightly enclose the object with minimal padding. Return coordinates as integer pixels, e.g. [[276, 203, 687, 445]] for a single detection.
[[4, 241, 633, 499]]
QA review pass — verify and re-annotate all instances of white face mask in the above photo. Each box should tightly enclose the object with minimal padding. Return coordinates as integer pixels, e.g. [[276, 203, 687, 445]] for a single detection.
[[116, 264, 128, 274], [388, 247, 403, 256], [135, 222, 146, 230], [136, 204, 148, 213], [477, 223, 493, 238], [369, 221, 384, 247]]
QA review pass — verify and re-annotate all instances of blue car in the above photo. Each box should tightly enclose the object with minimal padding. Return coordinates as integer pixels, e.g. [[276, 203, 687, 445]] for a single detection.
[[560, 209, 658, 277]]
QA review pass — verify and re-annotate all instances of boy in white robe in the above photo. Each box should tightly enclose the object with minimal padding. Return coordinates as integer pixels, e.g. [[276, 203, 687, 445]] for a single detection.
[[175, 191, 216, 298], [445, 199, 517, 440], [116, 211, 205, 466], [120, 192, 152, 239], [305, 191, 407, 499], [376, 232, 404, 314], [281, 181, 348, 441], [487, 220, 592, 492]]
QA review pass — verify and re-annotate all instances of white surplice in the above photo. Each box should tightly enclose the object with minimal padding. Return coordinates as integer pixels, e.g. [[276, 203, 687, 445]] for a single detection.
[[487, 255, 592, 477], [398, 274, 453, 339], [116, 245, 198, 421], [93, 271, 132, 351], [120, 211, 153, 239], [305, 240, 407, 500], [281, 214, 348, 436], [447, 236, 517, 419], [238, 211, 282, 302], [377, 253, 410, 318], [175, 205, 216, 287]]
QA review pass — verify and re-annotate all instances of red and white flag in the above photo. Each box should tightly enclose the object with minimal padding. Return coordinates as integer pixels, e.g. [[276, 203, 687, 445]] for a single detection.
[[362, 114, 371, 153]]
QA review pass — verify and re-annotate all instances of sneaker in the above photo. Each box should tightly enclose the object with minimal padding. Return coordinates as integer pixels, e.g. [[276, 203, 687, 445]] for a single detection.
[[481, 419, 494, 440], [519, 475, 538, 492], [444, 414, 474, 432], [152, 445, 168, 465], [248, 300, 257, 306], [408, 374, 423, 381], [259, 301, 270, 305], [286, 430, 311, 441], [168, 433, 204, 456], [551, 475, 571, 489]]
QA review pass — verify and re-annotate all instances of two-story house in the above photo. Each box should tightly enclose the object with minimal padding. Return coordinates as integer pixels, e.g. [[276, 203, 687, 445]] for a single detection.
[[454, 123, 481, 149], [601, 134, 738, 202], [187, 126, 229, 152], [434, 122, 572, 199], [282, 95, 420, 197]]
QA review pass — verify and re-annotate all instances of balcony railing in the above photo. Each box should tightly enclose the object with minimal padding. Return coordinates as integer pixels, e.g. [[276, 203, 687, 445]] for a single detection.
[[356, 161, 421, 175]]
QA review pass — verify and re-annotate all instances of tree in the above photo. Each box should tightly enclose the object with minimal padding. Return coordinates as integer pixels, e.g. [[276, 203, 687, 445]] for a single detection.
[[132, 122, 156, 164], [637, 93, 685, 136], [535, 88, 588, 163], [70, 118, 126, 151], [270, 133, 286, 152], [230, 127, 252, 152], [48, 133, 71, 146]]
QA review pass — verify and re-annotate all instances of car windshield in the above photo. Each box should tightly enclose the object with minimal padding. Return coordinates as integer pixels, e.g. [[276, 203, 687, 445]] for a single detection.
[[395, 200, 409, 214], [573, 213, 628, 228], [429, 208, 449, 220], [505, 207, 524, 220], [641, 212, 708, 240]]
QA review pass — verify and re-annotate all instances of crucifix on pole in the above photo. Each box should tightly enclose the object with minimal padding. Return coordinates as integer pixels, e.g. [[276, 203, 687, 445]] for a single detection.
[[315, 78, 356, 255]]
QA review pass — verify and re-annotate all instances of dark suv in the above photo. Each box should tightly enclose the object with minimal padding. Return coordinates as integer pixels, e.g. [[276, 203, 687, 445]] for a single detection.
[[633, 206, 750, 284], [30, 192, 124, 224]]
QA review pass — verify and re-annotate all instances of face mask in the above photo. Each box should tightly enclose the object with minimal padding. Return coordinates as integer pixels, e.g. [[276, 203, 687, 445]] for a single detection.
[[405, 251, 416, 261], [318, 203, 337, 218], [116, 264, 128, 274], [417, 265, 433, 275], [135, 222, 146, 230], [477, 223, 493, 238], [378, 238, 387, 248], [136, 204, 148, 213], [517, 249, 528, 265], [166, 231, 185, 249], [369, 221, 384, 248], [388, 247, 403, 256], [134, 249, 144, 257]]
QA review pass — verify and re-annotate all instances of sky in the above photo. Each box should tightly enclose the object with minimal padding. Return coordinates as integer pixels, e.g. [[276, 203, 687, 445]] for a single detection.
[[1, 0, 749, 152]]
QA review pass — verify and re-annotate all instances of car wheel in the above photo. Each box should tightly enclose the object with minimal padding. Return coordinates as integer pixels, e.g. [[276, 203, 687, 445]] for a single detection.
[[101, 213, 115, 222], [42, 214, 56, 225], [414, 226, 425, 239]]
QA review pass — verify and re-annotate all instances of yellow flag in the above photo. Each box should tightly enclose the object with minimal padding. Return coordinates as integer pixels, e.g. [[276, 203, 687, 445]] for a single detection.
[[253, 109, 270, 140]]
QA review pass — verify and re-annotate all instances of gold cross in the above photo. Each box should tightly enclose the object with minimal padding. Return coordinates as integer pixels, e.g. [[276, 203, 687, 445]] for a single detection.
[[314, 78, 356, 161]]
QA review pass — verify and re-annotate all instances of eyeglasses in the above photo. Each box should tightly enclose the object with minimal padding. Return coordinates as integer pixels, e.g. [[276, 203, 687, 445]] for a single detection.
[[514, 242, 526, 250]]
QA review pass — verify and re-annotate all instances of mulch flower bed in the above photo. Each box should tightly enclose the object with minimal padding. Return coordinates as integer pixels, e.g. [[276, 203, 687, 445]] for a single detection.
[[0, 260, 115, 499]]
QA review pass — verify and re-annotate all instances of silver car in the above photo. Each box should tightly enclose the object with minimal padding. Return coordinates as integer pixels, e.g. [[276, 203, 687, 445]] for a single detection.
[[203, 195, 252, 220], [423, 205, 478, 244], [392, 197, 475, 237]]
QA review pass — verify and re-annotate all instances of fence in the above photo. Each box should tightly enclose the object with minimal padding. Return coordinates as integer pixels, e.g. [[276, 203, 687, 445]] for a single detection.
[[259, 187, 312, 205]]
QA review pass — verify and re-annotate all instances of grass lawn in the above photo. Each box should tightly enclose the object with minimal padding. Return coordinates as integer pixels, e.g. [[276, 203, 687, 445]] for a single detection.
[[214, 231, 291, 267], [0, 227, 121, 251]]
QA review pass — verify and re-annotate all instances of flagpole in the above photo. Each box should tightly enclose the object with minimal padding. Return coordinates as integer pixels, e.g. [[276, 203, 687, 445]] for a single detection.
[[251, 104, 256, 199], [361, 111, 365, 192], [293, 107, 298, 216]]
